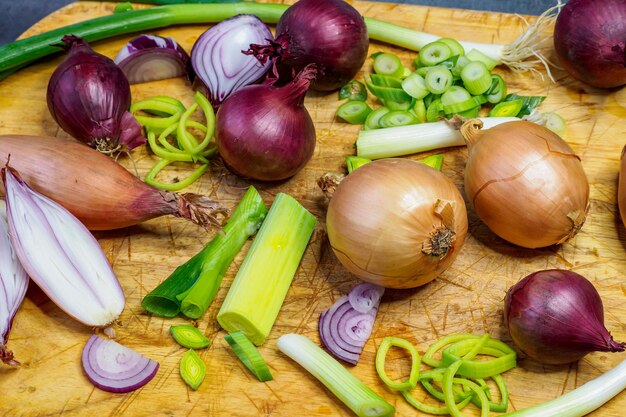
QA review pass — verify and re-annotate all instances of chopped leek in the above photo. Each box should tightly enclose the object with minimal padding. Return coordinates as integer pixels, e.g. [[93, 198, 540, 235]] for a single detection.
[[441, 337, 517, 378], [337, 101, 373, 124], [465, 48, 498, 70], [379, 110, 417, 128], [366, 82, 412, 102], [489, 99, 523, 117], [402, 73, 429, 99], [370, 74, 403, 88], [460, 61, 491, 95], [180, 349, 206, 391], [224, 331, 272, 382], [339, 80, 368, 101], [141, 186, 267, 318], [355, 117, 519, 159], [443, 361, 490, 417], [170, 324, 211, 349], [502, 93, 546, 117], [216, 194, 316, 346], [278, 334, 395, 417], [419, 41, 452, 66], [437, 38, 465, 56], [419, 154, 444, 171], [346, 156, 372, 173], [375, 337, 421, 391], [373, 53, 404, 78], [364, 107, 390, 130], [424, 67, 453, 94]]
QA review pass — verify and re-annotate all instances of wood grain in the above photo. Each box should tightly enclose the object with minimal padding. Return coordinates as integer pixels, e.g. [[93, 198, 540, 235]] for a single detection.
[[0, 1, 625, 416]]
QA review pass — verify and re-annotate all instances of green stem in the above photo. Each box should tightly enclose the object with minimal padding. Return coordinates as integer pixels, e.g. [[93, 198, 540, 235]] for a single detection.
[[141, 186, 267, 318]]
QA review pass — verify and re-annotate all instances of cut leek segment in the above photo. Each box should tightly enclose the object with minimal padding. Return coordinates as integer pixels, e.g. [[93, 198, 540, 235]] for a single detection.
[[383, 98, 414, 111], [337, 100, 373, 124], [441, 337, 517, 378], [375, 337, 421, 391], [460, 61, 491, 95], [370, 73, 403, 88], [437, 38, 465, 56], [440, 86, 472, 110], [485, 74, 507, 104], [452, 55, 471, 77], [345, 156, 372, 173], [426, 98, 444, 122], [216, 193, 316, 346], [339, 80, 368, 101], [424, 67, 453, 94], [278, 334, 395, 417], [179, 349, 206, 391], [469, 374, 509, 412], [423, 333, 481, 368], [489, 99, 523, 117], [419, 41, 452, 66], [224, 331, 273, 382], [364, 106, 390, 130], [466, 48, 498, 70], [170, 324, 211, 349], [366, 81, 412, 102], [443, 361, 490, 417], [503, 93, 546, 117], [401, 72, 429, 99], [379, 110, 417, 128], [373, 52, 404, 78], [410, 99, 426, 123], [442, 95, 484, 115], [419, 154, 444, 171], [542, 112, 567, 137]]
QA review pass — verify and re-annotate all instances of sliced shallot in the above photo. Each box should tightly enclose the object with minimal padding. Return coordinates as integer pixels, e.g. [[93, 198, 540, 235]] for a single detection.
[[2, 166, 125, 327], [0, 200, 29, 367], [319, 282, 384, 365], [82, 335, 159, 393]]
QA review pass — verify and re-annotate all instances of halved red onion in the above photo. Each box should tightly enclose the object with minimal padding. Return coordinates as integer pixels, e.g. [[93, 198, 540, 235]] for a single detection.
[[82, 335, 159, 393], [319, 283, 384, 365], [2, 167, 125, 327], [0, 200, 29, 367], [114, 34, 192, 84], [191, 14, 273, 108]]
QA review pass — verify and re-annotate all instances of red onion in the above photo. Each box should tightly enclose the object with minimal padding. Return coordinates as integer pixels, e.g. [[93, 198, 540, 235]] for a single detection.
[[216, 65, 317, 181], [504, 269, 625, 365], [319, 282, 384, 365], [619, 145, 626, 228], [247, 0, 369, 91], [0, 201, 29, 367], [191, 14, 273, 108], [82, 335, 159, 393], [47, 35, 145, 152], [553, 0, 626, 88], [114, 34, 192, 84], [2, 166, 125, 327]]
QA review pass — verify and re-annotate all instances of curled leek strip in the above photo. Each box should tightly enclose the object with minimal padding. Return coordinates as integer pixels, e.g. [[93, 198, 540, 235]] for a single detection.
[[375, 336, 421, 391]]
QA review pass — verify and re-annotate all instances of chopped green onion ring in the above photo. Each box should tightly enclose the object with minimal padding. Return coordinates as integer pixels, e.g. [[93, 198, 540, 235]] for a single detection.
[[373, 53, 404, 78], [224, 331, 273, 382], [337, 100, 373, 124], [419, 41, 452, 66], [339, 80, 368, 101], [364, 106, 390, 130], [375, 337, 421, 391]]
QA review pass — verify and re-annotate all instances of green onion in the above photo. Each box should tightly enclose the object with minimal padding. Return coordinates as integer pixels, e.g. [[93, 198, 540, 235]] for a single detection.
[[375, 337, 421, 391], [179, 349, 206, 390], [224, 331, 272, 382], [437, 38, 465, 56], [379, 110, 417, 127], [373, 53, 404, 78], [460, 61, 491, 95], [424, 67, 453, 94], [465, 48, 499, 70], [337, 101, 373, 124], [216, 194, 316, 346], [278, 334, 395, 417], [364, 106, 391, 130], [420, 154, 444, 171], [170, 324, 211, 349], [370, 74, 403, 88], [419, 41, 452, 66], [401, 73, 430, 99], [345, 156, 372, 173], [141, 186, 267, 318], [489, 99, 523, 117], [366, 82, 412, 102], [339, 80, 368, 101], [355, 117, 518, 159], [485, 74, 507, 104]]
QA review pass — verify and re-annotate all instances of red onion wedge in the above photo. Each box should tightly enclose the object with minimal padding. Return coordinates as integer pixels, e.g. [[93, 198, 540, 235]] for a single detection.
[[319, 282, 384, 365], [114, 34, 192, 84], [191, 14, 273, 109], [0, 200, 29, 367], [1, 166, 125, 327], [82, 335, 159, 393]]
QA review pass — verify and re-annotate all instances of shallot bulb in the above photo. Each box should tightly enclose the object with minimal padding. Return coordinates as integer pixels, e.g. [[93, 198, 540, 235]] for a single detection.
[[461, 119, 589, 249], [325, 158, 468, 289]]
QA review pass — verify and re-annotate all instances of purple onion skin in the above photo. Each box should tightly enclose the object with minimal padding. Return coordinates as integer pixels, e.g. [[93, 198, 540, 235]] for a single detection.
[[47, 35, 145, 151], [554, 0, 626, 88], [216, 66, 316, 181], [504, 269, 625, 365], [254, 0, 369, 91]]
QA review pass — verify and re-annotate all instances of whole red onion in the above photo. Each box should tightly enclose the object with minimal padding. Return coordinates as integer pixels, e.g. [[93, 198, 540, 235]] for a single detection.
[[504, 269, 625, 365], [553, 0, 626, 88], [215, 65, 316, 181], [47, 35, 145, 152]]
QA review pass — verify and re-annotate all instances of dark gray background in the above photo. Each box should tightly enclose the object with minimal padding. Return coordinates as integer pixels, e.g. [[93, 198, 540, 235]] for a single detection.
[[0, 0, 558, 46]]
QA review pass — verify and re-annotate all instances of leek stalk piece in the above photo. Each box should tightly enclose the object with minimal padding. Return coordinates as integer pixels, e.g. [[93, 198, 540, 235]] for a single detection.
[[217, 193, 316, 346]]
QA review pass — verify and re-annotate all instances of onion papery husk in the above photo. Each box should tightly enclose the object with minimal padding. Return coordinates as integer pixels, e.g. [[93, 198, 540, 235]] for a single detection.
[[619, 145, 626, 228], [326, 158, 468, 289], [461, 119, 590, 249]]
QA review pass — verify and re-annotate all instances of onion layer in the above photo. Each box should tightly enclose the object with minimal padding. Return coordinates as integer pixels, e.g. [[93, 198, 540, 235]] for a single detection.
[[326, 159, 468, 289], [504, 269, 625, 365], [82, 335, 159, 393], [461, 120, 589, 249], [619, 145, 626, 228]]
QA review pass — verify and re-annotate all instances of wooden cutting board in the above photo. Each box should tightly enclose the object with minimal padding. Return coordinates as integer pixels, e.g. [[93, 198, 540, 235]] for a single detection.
[[1, 1, 625, 416]]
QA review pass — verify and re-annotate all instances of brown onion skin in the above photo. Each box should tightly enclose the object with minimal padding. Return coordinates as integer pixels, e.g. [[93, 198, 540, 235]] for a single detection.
[[326, 159, 468, 289], [504, 269, 625, 365], [617, 146, 626, 227], [0, 135, 193, 230], [463, 121, 589, 249]]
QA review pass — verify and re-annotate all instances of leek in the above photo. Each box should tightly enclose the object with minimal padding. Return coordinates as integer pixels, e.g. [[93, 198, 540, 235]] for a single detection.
[[217, 193, 316, 346], [141, 186, 267, 318], [0, 2, 561, 80], [355, 117, 518, 160], [278, 333, 395, 417]]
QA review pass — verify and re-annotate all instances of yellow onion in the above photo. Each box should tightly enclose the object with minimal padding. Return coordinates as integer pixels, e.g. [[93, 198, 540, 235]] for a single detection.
[[617, 146, 626, 227], [325, 158, 468, 289], [461, 120, 589, 249]]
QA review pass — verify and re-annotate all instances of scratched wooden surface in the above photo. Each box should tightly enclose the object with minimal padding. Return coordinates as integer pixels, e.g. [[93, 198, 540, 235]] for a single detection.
[[0, 1, 625, 416]]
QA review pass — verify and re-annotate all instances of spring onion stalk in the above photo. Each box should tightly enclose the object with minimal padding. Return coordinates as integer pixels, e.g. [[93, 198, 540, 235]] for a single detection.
[[356, 117, 518, 159], [0, 2, 561, 80], [278, 333, 395, 417], [217, 194, 316, 346], [503, 359, 626, 417], [224, 331, 272, 382], [141, 186, 267, 318]]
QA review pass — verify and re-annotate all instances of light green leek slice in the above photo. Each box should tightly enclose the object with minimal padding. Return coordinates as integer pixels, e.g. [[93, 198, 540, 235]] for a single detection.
[[216, 194, 316, 346], [339, 80, 368, 101], [441, 337, 517, 378], [442, 361, 490, 417], [224, 331, 272, 382], [419, 154, 444, 171], [402, 388, 473, 415], [370, 73, 403, 88], [375, 337, 421, 391], [364, 106, 391, 130], [460, 61, 491, 95], [180, 349, 206, 391], [422, 334, 481, 368], [345, 156, 372, 173], [466, 48, 499, 70], [419, 41, 452, 66], [337, 100, 373, 124], [373, 53, 404, 78], [170, 324, 211, 349], [437, 38, 465, 56], [278, 334, 395, 417]]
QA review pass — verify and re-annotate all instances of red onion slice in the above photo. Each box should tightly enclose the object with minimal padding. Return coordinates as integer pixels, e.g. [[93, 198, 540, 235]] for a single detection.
[[115, 35, 192, 84], [191, 14, 273, 108], [82, 335, 159, 393], [319, 283, 384, 365]]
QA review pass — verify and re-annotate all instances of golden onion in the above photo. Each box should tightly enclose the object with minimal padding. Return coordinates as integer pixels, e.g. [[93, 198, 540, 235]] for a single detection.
[[461, 120, 589, 249], [619, 145, 626, 228], [325, 158, 468, 289]]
